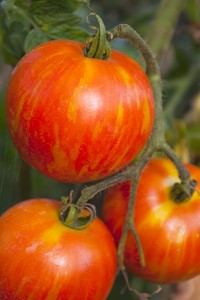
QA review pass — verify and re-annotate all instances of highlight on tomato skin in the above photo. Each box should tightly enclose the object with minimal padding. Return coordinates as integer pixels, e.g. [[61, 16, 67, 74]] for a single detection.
[[5, 39, 155, 183], [102, 158, 200, 284], [0, 199, 117, 300]]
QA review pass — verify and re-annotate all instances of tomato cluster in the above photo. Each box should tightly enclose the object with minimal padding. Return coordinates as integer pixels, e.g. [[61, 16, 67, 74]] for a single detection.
[[2, 39, 155, 299], [3, 35, 199, 300]]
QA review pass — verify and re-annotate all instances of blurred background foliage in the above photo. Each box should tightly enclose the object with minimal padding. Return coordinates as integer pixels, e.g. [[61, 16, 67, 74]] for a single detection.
[[0, 0, 200, 299]]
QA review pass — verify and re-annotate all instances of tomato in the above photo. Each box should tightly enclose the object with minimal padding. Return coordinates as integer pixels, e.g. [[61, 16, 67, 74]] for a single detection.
[[102, 158, 200, 283], [5, 40, 154, 183], [0, 199, 117, 300]]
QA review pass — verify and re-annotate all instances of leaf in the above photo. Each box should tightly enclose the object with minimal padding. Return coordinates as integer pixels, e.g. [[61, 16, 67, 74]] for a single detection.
[[33, 13, 81, 27], [29, 0, 86, 15], [0, 1, 31, 62], [0, 21, 30, 64], [24, 11, 89, 53], [31, 11, 89, 45], [45, 24, 88, 41], [0, 1, 30, 28], [1, 0, 89, 63], [24, 29, 49, 53]]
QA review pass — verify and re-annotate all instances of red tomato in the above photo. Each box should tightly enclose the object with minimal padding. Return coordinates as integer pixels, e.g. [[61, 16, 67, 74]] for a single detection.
[[6, 40, 154, 183], [0, 199, 117, 300], [102, 158, 200, 283]]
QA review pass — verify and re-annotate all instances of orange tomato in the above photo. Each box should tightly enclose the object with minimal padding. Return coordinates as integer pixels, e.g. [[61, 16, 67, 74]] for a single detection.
[[6, 40, 154, 183], [102, 158, 200, 283], [0, 199, 117, 299]]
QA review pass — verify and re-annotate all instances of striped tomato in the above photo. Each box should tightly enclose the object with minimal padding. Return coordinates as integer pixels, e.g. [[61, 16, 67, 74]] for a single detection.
[[6, 40, 154, 182], [102, 158, 200, 283], [0, 199, 117, 300]]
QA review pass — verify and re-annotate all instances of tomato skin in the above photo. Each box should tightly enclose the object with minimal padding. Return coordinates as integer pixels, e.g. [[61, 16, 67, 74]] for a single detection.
[[6, 40, 154, 183], [0, 199, 117, 300], [102, 158, 200, 284]]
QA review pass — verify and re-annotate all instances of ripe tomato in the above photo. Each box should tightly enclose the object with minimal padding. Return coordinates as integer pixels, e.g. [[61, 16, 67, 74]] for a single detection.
[[102, 158, 200, 283], [0, 199, 117, 300], [6, 40, 154, 183]]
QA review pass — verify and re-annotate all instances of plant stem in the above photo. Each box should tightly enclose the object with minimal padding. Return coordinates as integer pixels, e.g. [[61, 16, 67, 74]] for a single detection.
[[107, 24, 164, 142], [84, 14, 111, 59], [117, 148, 153, 269], [162, 143, 190, 182]]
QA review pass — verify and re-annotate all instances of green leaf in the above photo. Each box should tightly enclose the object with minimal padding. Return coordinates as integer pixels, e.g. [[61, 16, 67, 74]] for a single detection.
[[24, 29, 49, 53], [0, 0, 89, 63], [0, 1, 31, 62], [0, 20, 30, 64], [33, 13, 81, 27], [45, 24, 88, 41], [29, 0, 87, 15], [24, 10, 89, 52], [0, 1, 30, 28]]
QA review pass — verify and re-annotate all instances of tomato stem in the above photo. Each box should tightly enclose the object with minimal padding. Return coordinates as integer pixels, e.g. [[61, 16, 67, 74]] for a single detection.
[[170, 180, 198, 204], [62, 205, 78, 228], [60, 198, 97, 230], [84, 13, 111, 59]]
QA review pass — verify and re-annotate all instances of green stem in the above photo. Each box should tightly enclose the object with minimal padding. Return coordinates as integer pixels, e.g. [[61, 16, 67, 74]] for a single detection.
[[76, 167, 132, 207], [118, 149, 153, 269], [63, 205, 78, 227], [146, 0, 188, 60], [107, 24, 164, 142], [161, 143, 190, 182], [60, 201, 96, 230]]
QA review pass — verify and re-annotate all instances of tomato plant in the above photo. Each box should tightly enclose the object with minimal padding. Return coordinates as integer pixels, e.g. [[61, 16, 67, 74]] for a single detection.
[[0, 199, 117, 300], [5, 39, 154, 183], [102, 158, 200, 284]]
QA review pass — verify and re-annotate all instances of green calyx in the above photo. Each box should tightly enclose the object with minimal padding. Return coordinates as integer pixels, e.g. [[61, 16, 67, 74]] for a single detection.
[[84, 13, 111, 60], [170, 179, 198, 204], [60, 197, 96, 230]]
